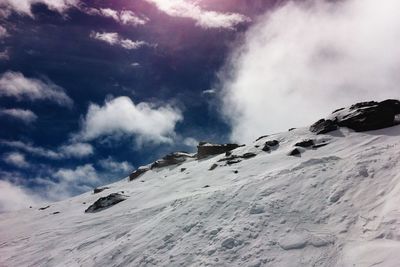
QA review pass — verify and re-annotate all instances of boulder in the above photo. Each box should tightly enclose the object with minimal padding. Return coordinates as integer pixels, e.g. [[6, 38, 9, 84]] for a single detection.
[[129, 166, 149, 181], [93, 187, 109, 194], [209, 163, 218, 171], [295, 139, 315, 148], [151, 152, 192, 169], [337, 100, 400, 132], [262, 140, 279, 152], [310, 99, 400, 134], [85, 193, 127, 213], [197, 142, 241, 159], [289, 148, 301, 156]]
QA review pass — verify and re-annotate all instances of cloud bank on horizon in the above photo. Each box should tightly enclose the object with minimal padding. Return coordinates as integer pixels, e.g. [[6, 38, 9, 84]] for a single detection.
[[220, 0, 400, 142]]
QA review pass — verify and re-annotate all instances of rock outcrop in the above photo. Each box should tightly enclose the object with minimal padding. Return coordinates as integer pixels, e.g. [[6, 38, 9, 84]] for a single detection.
[[310, 99, 400, 134], [197, 142, 241, 159], [129, 167, 150, 181], [262, 140, 279, 152], [93, 187, 109, 194], [295, 139, 315, 148], [151, 152, 193, 169], [85, 193, 127, 213]]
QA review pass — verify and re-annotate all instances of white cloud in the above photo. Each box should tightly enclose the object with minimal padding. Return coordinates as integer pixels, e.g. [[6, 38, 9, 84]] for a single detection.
[[35, 164, 99, 200], [90, 31, 149, 50], [78, 96, 183, 145], [0, 49, 10, 61], [0, 140, 93, 159], [87, 8, 148, 26], [0, 71, 73, 107], [58, 142, 94, 158], [0, 25, 9, 38], [90, 32, 119, 45], [183, 137, 198, 147], [120, 10, 148, 26], [3, 152, 30, 168], [202, 89, 215, 95], [144, 0, 249, 29], [220, 0, 400, 142], [1, 140, 60, 159], [0, 0, 79, 17], [0, 108, 38, 123], [0, 180, 41, 212], [54, 164, 98, 183], [98, 157, 133, 173]]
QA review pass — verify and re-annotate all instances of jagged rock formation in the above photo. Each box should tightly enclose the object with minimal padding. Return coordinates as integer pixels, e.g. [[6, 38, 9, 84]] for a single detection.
[[310, 99, 400, 134], [85, 193, 127, 213], [93, 187, 109, 194], [295, 139, 315, 148], [197, 142, 241, 159], [129, 167, 150, 181], [262, 140, 279, 152], [151, 152, 193, 169]]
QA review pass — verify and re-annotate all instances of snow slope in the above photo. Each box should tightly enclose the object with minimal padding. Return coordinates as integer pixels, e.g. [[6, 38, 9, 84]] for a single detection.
[[1, 125, 400, 267]]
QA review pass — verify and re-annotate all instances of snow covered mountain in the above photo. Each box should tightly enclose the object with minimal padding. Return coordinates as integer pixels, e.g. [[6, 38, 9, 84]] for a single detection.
[[1, 100, 400, 267]]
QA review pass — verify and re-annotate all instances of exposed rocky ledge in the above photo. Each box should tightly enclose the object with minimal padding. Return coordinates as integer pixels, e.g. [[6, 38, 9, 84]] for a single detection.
[[85, 193, 127, 213], [310, 99, 400, 134], [197, 142, 242, 159]]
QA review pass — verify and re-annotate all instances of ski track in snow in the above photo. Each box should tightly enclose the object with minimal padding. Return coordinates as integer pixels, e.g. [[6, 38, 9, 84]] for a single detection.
[[1, 126, 400, 266]]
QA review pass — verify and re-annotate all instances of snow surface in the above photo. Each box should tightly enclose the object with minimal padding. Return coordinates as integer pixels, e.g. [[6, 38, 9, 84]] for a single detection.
[[1, 126, 400, 266]]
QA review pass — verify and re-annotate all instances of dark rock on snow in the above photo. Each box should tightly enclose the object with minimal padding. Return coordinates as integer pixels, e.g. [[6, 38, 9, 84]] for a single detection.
[[39, 205, 50, 211], [310, 99, 400, 134], [262, 140, 279, 152], [209, 164, 218, 171], [310, 119, 339, 135], [289, 148, 302, 156], [197, 142, 241, 159], [218, 152, 256, 165], [93, 187, 109, 194], [151, 152, 192, 169], [262, 145, 270, 152], [338, 100, 400, 131], [227, 159, 242, 165], [85, 193, 127, 213], [295, 139, 315, 148], [129, 167, 149, 181], [241, 152, 257, 159]]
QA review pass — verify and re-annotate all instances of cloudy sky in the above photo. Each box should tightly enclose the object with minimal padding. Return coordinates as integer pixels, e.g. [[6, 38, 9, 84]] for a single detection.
[[0, 0, 399, 211]]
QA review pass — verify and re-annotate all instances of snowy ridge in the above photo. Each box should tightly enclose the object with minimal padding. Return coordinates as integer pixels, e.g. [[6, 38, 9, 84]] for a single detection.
[[2, 109, 400, 266]]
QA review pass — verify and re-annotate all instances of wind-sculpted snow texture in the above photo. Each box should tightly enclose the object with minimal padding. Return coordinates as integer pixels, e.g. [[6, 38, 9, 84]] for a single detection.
[[2, 103, 400, 266]]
